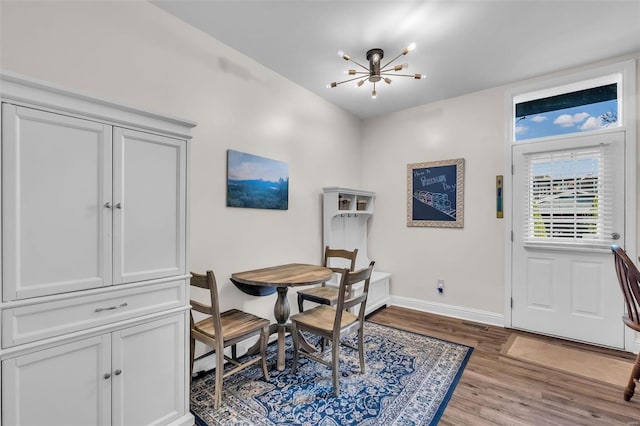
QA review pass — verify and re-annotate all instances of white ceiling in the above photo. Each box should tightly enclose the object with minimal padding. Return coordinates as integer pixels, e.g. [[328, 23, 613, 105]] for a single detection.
[[152, 0, 640, 119]]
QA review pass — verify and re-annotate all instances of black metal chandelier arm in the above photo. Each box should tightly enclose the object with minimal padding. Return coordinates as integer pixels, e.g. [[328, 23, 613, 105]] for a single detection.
[[379, 65, 404, 73], [380, 72, 424, 78], [380, 52, 405, 70], [346, 57, 370, 72], [332, 75, 366, 86]]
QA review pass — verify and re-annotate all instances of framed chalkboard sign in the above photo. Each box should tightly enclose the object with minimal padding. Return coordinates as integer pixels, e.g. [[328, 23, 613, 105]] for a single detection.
[[407, 158, 464, 228]]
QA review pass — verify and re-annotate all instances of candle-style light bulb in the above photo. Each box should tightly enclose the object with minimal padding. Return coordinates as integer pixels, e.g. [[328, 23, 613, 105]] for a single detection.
[[338, 50, 350, 60]]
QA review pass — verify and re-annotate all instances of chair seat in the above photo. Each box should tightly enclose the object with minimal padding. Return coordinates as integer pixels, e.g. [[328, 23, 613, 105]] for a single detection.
[[290, 305, 358, 333], [194, 308, 270, 342], [297, 286, 339, 304]]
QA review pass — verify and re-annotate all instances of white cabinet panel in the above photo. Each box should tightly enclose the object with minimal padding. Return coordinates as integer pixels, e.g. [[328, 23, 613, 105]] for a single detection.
[[3, 279, 186, 348], [2, 105, 187, 300], [2, 104, 112, 301], [2, 315, 185, 426], [113, 128, 186, 285], [112, 315, 184, 426], [2, 335, 111, 426]]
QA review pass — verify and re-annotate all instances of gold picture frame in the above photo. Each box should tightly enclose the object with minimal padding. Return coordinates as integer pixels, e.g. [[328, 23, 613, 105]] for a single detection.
[[407, 158, 464, 228]]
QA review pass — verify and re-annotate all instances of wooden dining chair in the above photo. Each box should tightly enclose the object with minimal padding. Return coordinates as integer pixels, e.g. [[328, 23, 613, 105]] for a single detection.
[[296, 246, 358, 313], [190, 270, 271, 409], [611, 245, 640, 401], [290, 261, 374, 396]]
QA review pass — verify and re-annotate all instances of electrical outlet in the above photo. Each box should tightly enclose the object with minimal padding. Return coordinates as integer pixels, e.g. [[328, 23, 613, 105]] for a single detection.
[[437, 279, 445, 294]]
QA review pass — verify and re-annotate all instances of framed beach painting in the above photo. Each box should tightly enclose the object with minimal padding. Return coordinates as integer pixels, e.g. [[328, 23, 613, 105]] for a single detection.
[[407, 158, 464, 228], [227, 150, 289, 210]]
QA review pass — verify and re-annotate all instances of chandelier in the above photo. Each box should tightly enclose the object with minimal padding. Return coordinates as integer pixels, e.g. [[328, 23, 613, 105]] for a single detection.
[[327, 42, 426, 99]]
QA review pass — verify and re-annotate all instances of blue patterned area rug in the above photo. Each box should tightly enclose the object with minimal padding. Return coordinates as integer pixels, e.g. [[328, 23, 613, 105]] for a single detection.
[[191, 321, 472, 425]]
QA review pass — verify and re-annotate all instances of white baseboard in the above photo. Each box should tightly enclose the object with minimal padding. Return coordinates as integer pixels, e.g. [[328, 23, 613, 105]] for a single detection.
[[389, 295, 505, 327], [167, 413, 195, 426]]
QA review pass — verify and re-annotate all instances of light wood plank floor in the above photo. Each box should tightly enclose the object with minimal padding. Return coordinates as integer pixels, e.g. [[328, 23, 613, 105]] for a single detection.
[[368, 306, 640, 425]]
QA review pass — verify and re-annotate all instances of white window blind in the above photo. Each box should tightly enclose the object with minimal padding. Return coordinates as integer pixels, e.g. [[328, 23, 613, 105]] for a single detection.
[[522, 144, 615, 247]]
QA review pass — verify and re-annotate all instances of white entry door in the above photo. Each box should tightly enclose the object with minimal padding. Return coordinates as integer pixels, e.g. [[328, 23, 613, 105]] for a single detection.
[[511, 131, 625, 348]]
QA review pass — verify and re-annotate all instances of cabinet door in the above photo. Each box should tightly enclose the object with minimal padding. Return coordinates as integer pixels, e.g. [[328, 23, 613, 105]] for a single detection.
[[112, 128, 186, 284], [2, 335, 111, 426], [111, 314, 185, 426], [2, 104, 112, 300]]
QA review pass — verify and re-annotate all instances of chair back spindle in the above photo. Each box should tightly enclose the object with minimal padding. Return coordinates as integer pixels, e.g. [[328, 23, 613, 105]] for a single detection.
[[190, 271, 223, 338], [334, 262, 375, 326], [297, 246, 358, 313], [612, 245, 640, 332], [610, 245, 640, 402]]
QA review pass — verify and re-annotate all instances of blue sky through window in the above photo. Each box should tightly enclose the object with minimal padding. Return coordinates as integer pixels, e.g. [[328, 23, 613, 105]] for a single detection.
[[515, 99, 618, 141]]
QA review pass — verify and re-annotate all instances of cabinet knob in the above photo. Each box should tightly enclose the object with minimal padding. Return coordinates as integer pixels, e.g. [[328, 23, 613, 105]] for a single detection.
[[114, 369, 122, 376], [104, 202, 112, 209], [103, 373, 111, 380], [114, 202, 122, 209]]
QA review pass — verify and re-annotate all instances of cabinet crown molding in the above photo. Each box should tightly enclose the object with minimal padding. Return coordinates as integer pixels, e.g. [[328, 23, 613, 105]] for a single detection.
[[1, 71, 196, 139]]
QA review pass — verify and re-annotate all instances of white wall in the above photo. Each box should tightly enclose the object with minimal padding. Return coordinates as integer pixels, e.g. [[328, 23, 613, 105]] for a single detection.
[[362, 88, 506, 317], [0, 1, 362, 334], [362, 55, 640, 322]]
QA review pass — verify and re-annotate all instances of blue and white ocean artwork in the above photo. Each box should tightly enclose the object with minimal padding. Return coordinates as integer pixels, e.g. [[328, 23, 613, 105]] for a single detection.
[[227, 150, 289, 210]]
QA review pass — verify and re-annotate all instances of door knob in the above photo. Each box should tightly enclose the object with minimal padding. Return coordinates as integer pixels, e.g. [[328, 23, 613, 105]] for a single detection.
[[612, 233, 620, 240]]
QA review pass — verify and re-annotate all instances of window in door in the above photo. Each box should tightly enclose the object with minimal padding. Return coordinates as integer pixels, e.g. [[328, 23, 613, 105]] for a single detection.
[[522, 143, 616, 247]]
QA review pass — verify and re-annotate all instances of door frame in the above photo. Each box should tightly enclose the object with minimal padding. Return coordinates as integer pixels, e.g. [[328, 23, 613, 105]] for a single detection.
[[503, 59, 638, 352]]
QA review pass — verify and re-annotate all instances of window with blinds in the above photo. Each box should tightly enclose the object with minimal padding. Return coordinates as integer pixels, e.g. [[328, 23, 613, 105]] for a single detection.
[[523, 144, 614, 247]]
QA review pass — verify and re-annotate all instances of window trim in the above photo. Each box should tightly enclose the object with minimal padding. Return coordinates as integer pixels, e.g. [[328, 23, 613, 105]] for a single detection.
[[513, 73, 621, 106]]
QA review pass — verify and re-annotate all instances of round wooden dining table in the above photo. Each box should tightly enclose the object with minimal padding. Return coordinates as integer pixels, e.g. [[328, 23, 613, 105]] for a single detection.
[[230, 263, 333, 371]]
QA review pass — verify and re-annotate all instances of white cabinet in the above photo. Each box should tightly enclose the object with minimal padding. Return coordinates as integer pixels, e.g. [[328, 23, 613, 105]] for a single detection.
[[2, 105, 113, 300], [2, 314, 185, 426], [2, 106, 187, 301], [0, 72, 195, 426], [2, 335, 111, 426], [113, 128, 186, 285], [112, 315, 185, 426], [322, 187, 390, 315]]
